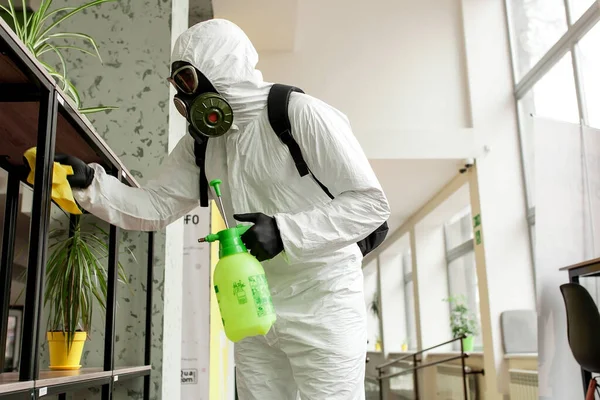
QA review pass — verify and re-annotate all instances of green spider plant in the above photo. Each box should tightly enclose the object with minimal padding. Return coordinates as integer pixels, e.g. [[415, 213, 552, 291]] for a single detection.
[[44, 215, 134, 349], [0, 0, 117, 114]]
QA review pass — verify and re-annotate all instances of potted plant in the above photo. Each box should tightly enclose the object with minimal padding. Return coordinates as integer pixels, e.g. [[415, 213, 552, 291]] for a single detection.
[[1, 0, 117, 113], [444, 295, 478, 352], [44, 215, 131, 370]]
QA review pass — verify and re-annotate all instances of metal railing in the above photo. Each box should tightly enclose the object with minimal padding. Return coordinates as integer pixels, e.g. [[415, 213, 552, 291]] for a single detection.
[[374, 335, 484, 400]]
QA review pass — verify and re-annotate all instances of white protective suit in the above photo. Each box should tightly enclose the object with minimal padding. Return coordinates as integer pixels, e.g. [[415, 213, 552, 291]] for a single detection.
[[73, 19, 390, 400]]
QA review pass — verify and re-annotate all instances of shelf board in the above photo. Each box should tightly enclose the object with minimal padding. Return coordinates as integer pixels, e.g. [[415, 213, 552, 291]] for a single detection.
[[0, 101, 103, 167], [36, 368, 112, 387], [113, 365, 151, 382], [35, 368, 112, 396], [0, 18, 53, 87], [0, 20, 140, 188], [0, 365, 151, 397], [0, 373, 33, 394], [0, 364, 153, 396]]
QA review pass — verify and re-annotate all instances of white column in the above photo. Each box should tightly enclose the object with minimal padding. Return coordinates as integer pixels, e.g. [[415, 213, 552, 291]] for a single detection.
[[162, 1, 189, 398], [461, 0, 536, 397]]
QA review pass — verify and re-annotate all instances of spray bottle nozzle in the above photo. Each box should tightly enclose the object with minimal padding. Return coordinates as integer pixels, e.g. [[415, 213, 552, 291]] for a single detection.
[[198, 233, 220, 243], [197, 225, 251, 250]]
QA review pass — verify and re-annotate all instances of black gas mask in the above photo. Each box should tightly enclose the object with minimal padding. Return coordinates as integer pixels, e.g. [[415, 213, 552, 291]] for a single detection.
[[168, 61, 234, 141]]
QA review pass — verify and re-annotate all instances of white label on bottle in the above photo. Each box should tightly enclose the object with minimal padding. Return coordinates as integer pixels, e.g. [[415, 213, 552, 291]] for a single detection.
[[39, 387, 48, 396]]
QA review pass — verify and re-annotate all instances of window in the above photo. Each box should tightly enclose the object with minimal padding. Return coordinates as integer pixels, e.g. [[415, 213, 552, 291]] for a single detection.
[[528, 206, 536, 260], [528, 52, 579, 124], [378, 240, 417, 353], [568, 0, 596, 23], [444, 208, 482, 350], [506, 0, 600, 302], [517, 51, 579, 210], [447, 251, 481, 349], [363, 260, 381, 352], [444, 208, 474, 249], [507, 0, 568, 80], [402, 252, 417, 351], [577, 22, 600, 129]]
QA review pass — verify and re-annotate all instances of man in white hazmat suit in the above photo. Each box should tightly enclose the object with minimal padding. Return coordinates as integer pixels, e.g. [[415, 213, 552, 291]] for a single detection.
[[55, 19, 390, 399]]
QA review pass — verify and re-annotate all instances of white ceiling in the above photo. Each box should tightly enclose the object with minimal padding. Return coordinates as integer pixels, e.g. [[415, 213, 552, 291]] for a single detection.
[[370, 159, 462, 233], [0, 2, 463, 268], [210, 0, 466, 237], [212, 0, 298, 51]]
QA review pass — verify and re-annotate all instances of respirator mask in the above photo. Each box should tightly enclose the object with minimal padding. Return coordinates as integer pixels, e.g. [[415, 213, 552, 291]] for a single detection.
[[168, 61, 234, 141]]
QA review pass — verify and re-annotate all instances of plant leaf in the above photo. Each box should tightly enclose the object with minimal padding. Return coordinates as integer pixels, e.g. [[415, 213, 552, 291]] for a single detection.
[[80, 106, 118, 114], [38, 44, 96, 58], [63, 78, 82, 108], [34, 0, 116, 47], [5, 0, 22, 38], [30, 0, 53, 40], [44, 215, 137, 344], [20, 0, 28, 42], [36, 60, 81, 106], [36, 31, 102, 63], [0, 4, 12, 15], [39, 5, 76, 25], [44, 44, 68, 90]]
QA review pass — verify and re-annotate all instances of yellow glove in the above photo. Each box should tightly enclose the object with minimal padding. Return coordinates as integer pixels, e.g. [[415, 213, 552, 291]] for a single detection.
[[23, 147, 82, 215]]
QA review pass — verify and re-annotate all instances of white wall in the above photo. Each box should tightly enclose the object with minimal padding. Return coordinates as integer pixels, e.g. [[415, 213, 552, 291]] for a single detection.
[[242, 0, 534, 397], [256, 0, 478, 160], [534, 117, 589, 399]]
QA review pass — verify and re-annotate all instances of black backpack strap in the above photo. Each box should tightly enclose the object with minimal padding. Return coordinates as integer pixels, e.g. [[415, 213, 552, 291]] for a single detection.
[[266, 84, 387, 256], [267, 84, 335, 200], [193, 139, 209, 207], [267, 84, 310, 177]]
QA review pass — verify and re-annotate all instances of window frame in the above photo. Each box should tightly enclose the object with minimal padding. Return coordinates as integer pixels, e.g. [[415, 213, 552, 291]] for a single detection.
[[401, 252, 416, 351], [503, 0, 600, 291], [443, 211, 482, 351]]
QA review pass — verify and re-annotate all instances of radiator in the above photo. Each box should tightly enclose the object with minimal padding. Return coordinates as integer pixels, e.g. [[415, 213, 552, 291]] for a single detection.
[[436, 364, 478, 400], [509, 369, 538, 400]]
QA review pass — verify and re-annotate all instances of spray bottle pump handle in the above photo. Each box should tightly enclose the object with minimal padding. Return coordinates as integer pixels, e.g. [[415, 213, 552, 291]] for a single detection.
[[209, 179, 223, 197]]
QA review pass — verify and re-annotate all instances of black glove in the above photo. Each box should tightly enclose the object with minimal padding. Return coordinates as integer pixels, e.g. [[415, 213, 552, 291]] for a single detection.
[[54, 154, 95, 189], [233, 213, 284, 262]]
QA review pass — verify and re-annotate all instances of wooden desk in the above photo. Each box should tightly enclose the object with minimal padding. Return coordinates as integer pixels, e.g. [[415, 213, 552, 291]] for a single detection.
[[560, 257, 600, 282], [560, 257, 600, 394]]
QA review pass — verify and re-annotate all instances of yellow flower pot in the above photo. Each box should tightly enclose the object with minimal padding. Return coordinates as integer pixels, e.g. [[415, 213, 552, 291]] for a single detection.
[[47, 332, 87, 370]]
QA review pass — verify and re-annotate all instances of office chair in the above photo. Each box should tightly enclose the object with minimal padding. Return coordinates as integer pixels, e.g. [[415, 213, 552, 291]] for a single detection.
[[560, 283, 600, 399]]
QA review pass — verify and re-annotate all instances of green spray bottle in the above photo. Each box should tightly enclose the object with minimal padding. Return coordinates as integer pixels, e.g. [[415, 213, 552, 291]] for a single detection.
[[198, 179, 276, 343]]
